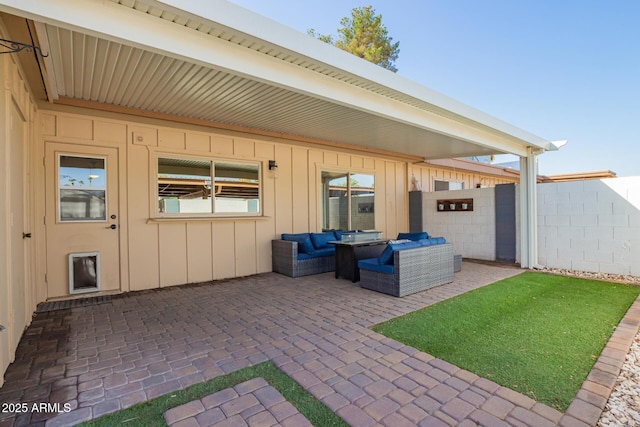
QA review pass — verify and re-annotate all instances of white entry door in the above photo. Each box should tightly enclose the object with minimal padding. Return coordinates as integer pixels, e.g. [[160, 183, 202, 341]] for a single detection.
[[45, 143, 121, 298]]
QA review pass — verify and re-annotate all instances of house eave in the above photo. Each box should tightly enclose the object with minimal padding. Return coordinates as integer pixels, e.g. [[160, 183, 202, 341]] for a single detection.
[[0, 0, 560, 159]]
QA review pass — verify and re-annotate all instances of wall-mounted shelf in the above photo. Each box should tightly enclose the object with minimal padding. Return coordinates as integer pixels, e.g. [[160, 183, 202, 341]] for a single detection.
[[437, 198, 474, 212]]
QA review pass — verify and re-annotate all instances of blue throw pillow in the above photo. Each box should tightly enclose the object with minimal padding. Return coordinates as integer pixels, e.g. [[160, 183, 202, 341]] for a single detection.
[[395, 241, 421, 251], [378, 241, 422, 265], [397, 232, 428, 241], [282, 233, 315, 255], [282, 233, 309, 243], [310, 232, 336, 249], [419, 237, 447, 246], [377, 244, 395, 265]]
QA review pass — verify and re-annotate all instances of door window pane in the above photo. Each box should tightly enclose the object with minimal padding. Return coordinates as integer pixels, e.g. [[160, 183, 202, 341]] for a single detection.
[[321, 171, 374, 230], [59, 155, 106, 221], [350, 173, 375, 230], [322, 172, 348, 230]]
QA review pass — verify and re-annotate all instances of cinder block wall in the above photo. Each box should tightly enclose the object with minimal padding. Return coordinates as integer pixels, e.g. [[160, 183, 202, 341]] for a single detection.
[[420, 188, 496, 260], [417, 177, 639, 276], [537, 177, 640, 276]]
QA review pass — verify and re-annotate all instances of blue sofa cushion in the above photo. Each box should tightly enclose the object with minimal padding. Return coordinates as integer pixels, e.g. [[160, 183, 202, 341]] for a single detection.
[[297, 247, 335, 260], [377, 241, 421, 265], [397, 232, 428, 241], [358, 258, 395, 274], [418, 237, 447, 247], [282, 233, 315, 255], [314, 247, 335, 257], [377, 244, 395, 265], [310, 232, 337, 249]]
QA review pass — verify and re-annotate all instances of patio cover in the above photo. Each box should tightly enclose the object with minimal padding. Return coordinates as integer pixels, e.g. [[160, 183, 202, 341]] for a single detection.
[[0, 0, 561, 161], [0, 0, 561, 268]]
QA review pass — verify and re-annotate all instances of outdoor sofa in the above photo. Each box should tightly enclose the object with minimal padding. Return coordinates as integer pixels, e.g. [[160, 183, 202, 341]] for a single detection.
[[272, 230, 357, 277], [357, 237, 454, 297]]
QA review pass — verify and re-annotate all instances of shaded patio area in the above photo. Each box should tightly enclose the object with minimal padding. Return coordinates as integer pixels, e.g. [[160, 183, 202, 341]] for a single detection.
[[0, 261, 636, 426]]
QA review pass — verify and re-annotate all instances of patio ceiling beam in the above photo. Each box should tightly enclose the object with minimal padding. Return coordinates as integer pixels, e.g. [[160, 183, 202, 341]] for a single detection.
[[1, 0, 536, 157]]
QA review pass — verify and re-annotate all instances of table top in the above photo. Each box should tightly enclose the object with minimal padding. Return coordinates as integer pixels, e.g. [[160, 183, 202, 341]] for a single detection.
[[327, 239, 388, 247]]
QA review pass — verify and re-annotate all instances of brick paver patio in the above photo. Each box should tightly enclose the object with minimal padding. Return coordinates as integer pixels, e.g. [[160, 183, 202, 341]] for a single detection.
[[164, 377, 311, 427], [0, 260, 638, 426]]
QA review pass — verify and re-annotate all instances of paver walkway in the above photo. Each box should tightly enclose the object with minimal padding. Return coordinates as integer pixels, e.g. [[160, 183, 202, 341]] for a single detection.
[[164, 377, 311, 427], [0, 261, 637, 427]]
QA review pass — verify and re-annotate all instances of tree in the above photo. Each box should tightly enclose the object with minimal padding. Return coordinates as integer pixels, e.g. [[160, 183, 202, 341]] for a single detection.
[[308, 5, 400, 72]]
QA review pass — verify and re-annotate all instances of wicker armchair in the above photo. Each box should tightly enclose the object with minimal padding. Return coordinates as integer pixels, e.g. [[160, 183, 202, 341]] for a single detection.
[[272, 239, 335, 277], [359, 243, 454, 297]]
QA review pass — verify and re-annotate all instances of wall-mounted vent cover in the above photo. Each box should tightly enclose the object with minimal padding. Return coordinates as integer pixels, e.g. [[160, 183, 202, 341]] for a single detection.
[[69, 252, 100, 294]]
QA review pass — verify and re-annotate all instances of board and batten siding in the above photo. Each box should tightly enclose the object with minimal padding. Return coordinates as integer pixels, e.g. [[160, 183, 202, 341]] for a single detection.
[[35, 110, 409, 297], [0, 21, 38, 387], [409, 164, 518, 191]]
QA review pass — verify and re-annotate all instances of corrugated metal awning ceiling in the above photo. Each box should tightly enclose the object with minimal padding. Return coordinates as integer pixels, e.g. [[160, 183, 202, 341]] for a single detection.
[[1, 0, 557, 159], [43, 24, 498, 159]]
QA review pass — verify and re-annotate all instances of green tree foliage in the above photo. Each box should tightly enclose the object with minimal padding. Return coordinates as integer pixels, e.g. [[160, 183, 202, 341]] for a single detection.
[[308, 5, 400, 72]]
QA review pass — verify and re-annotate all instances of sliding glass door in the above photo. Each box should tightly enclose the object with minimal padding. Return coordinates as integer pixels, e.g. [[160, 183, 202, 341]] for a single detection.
[[321, 171, 375, 231]]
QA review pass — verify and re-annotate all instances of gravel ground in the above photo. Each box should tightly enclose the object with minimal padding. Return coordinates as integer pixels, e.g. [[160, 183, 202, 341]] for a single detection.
[[537, 267, 640, 427], [598, 332, 640, 426], [535, 266, 640, 286]]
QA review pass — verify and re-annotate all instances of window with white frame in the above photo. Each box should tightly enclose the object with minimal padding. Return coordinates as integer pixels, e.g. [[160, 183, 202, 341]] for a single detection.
[[58, 154, 107, 222], [434, 180, 464, 191], [157, 156, 260, 215], [321, 171, 375, 231]]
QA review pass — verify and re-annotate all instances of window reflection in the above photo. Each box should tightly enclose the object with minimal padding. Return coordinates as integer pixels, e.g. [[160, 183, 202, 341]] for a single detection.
[[59, 155, 106, 221], [157, 157, 260, 215], [321, 171, 374, 231], [158, 157, 212, 214], [214, 161, 260, 214]]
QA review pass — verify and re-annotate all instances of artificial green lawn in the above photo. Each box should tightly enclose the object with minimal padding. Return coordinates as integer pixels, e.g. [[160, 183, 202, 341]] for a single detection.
[[79, 361, 347, 427], [372, 272, 640, 411]]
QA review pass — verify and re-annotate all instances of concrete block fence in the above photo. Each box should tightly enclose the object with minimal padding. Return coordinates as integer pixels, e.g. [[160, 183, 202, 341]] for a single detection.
[[537, 176, 640, 276], [418, 188, 498, 261], [414, 176, 640, 276]]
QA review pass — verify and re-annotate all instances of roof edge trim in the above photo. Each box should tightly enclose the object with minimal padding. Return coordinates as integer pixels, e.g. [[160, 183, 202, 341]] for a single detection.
[[154, 0, 556, 151]]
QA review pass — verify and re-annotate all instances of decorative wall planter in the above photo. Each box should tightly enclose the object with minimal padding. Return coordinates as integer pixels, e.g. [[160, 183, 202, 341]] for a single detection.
[[437, 198, 474, 212]]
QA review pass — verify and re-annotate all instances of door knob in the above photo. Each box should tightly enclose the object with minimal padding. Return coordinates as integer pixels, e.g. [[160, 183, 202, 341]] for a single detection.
[[109, 224, 117, 230]]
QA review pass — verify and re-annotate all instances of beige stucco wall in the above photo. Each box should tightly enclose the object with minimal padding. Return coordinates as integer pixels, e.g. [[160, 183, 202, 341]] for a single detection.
[[409, 164, 518, 191], [33, 108, 410, 298], [31, 108, 524, 303], [0, 22, 38, 387], [0, 29, 526, 383]]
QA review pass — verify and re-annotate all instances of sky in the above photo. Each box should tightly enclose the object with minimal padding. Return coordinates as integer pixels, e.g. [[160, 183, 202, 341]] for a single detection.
[[228, 0, 639, 177]]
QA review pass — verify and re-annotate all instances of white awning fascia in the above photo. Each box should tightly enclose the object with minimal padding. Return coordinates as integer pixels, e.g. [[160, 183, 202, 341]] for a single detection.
[[157, 0, 557, 153], [0, 0, 558, 157]]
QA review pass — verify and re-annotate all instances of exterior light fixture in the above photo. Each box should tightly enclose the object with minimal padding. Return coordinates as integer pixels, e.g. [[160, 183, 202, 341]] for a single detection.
[[268, 160, 279, 178]]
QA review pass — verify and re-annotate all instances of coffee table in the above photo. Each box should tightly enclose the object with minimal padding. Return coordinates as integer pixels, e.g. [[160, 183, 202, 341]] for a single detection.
[[328, 239, 388, 283]]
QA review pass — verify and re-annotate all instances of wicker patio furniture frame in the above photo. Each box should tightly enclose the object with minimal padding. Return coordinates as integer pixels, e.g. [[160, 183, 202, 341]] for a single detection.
[[360, 243, 454, 297], [272, 239, 335, 277]]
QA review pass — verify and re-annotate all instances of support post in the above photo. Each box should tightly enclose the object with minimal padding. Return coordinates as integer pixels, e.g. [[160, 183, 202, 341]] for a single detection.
[[519, 147, 539, 268]]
